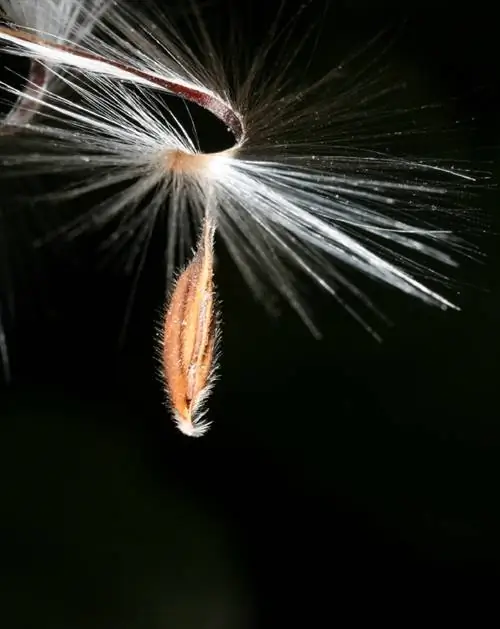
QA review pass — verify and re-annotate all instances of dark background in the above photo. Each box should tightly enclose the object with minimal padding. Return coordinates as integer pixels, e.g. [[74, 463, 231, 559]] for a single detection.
[[0, 0, 499, 626]]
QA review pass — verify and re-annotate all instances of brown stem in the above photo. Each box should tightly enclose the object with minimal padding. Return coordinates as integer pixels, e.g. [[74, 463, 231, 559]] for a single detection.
[[2, 59, 49, 129], [0, 24, 245, 145]]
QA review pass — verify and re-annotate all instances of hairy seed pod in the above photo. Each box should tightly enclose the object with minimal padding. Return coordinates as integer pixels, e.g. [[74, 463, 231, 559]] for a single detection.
[[160, 214, 219, 437]]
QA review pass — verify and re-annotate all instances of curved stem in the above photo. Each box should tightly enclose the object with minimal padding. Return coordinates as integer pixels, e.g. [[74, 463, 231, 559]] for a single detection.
[[0, 24, 245, 146]]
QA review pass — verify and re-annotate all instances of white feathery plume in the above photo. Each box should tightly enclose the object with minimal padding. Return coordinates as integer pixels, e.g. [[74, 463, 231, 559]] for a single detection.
[[0, 0, 484, 430]]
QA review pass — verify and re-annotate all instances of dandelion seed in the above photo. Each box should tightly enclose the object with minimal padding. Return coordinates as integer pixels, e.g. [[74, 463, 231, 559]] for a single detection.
[[0, 1, 485, 428], [159, 211, 219, 437]]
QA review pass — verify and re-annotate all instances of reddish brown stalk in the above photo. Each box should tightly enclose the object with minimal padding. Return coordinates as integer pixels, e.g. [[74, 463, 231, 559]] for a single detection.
[[1, 59, 49, 130], [160, 214, 219, 437], [0, 24, 245, 142]]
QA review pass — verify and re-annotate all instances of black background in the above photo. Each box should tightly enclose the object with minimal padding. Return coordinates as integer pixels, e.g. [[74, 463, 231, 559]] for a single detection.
[[0, 0, 499, 626]]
